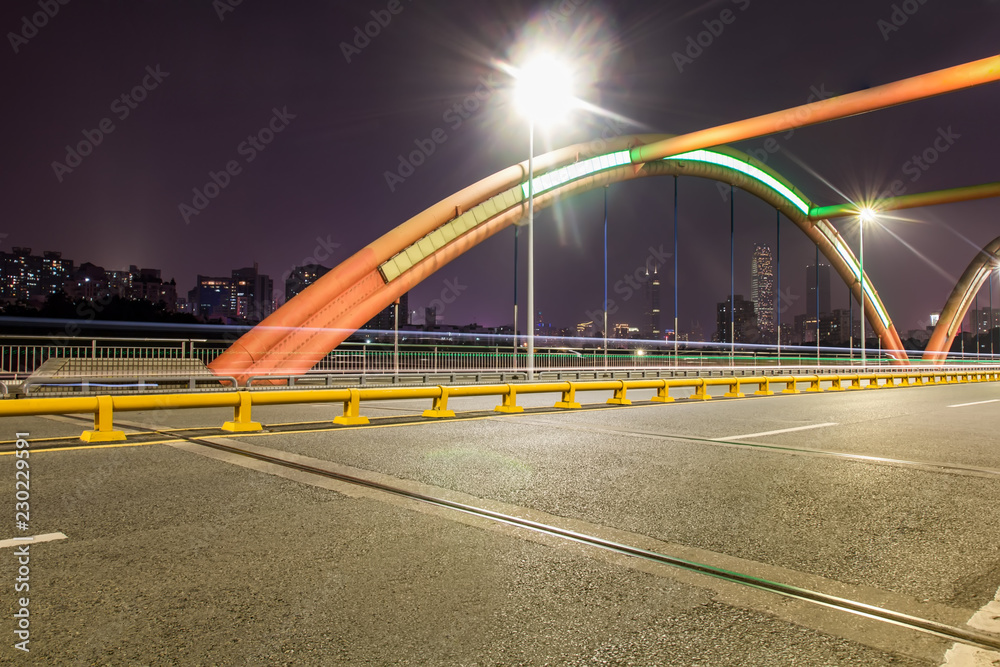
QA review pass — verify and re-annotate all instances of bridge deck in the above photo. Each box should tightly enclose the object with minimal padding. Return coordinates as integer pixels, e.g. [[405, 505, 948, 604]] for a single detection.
[[2, 383, 999, 663]]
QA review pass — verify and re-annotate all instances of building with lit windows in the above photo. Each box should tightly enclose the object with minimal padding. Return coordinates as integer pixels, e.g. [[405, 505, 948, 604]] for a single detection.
[[642, 262, 662, 338], [0, 247, 74, 303], [188, 276, 233, 319], [715, 295, 757, 344], [285, 264, 330, 302], [751, 243, 775, 341], [230, 264, 274, 322]]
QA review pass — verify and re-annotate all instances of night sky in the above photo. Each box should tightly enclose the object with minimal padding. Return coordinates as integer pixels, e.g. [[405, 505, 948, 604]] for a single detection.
[[3, 0, 999, 337]]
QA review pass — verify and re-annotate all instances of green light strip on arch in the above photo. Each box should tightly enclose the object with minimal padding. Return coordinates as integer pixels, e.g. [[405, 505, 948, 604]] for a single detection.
[[662, 150, 811, 215], [519, 148, 811, 218], [520, 150, 631, 199]]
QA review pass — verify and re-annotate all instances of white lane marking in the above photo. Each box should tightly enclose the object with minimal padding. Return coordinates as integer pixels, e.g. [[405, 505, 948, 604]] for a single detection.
[[717, 423, 838, 441], [0, 532, 68, 549], [947, 399, 1000, 409], [940, 586, 1000, 666]]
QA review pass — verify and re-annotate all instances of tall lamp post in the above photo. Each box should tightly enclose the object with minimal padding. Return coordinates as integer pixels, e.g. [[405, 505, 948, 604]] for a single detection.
[[514, 55, 575, 380], [989, 266, 1000, 362], [858, 208, 875, 368]]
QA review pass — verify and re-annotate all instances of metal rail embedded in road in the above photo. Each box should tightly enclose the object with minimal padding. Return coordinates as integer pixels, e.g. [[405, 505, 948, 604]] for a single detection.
[[158, 427, 1000, 654]]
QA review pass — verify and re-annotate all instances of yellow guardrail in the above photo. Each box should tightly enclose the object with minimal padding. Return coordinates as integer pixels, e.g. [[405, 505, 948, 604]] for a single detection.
[[0, 371, 996, 443]]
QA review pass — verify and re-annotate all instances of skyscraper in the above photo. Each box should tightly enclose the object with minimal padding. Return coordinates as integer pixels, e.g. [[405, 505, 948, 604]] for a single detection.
[[231, 264, 274, 322], [751, 243, 775, 341], [806, 262, 831, 319], [716, 295, 757, 344], [643, 261, 662, 339]]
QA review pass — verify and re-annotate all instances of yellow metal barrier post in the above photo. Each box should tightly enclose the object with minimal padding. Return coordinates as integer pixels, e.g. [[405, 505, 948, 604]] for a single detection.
[[80, 396, 127, 443], [828, 376, 845, 391], [423, 386, 456, 418], [724, 378, 745, 398], [806, 376, 823, 393], [222, 391, 263, 432], [754, 377, 774, 396], [334, 388, 370, 425], [554, 382, 582, 409], [781, 378, 800, 394], [689, 378, 712, 400], [607, 380, 631, 405], [651, 379, 674, 403], [495, 385, 524, 413]]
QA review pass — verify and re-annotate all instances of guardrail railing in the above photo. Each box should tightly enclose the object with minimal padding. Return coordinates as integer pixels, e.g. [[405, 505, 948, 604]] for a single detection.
[[3, 333, 999, 381], [1, 369, 995, 443]]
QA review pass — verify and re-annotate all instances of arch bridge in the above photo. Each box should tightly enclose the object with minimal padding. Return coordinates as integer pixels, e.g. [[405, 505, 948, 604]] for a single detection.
[[209, 55, 1000, 381]]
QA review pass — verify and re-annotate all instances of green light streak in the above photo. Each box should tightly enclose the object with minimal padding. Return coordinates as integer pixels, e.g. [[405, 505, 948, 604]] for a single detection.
[[520, 150, 631, 198], [516, 146, 887, 329], [661, 150, 811, 215]]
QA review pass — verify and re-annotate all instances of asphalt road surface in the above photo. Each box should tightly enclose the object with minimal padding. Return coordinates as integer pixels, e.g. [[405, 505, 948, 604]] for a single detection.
[[1, 380, 999, 665]]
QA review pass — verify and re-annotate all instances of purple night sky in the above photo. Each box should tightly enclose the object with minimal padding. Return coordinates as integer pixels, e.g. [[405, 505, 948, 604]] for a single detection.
[[3, 0, 999, 336]]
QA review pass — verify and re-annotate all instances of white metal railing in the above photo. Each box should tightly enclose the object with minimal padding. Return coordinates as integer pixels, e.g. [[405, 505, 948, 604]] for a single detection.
[[2, 334, 999, 380]]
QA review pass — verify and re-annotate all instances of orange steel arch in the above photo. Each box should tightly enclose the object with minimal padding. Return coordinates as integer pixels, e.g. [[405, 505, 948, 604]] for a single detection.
[[209, 134, 906, 382], [923, 238, 1000, 363]]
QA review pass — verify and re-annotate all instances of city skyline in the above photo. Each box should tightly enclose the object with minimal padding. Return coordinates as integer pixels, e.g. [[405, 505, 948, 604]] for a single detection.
[[3, 2, 998, 339]]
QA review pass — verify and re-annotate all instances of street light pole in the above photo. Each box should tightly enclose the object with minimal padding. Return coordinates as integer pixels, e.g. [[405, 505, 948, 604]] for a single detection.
[[393, 297, 399, 377], [527, 119, 535, 380], [513, 225, 518, 365], [730, 184, 734, 366], [860, 214, 867, 369], [514, 54, 574, 379], [776, 210, 781, 364], [674, 176, 679, 367], [603, 185, 608, 369]]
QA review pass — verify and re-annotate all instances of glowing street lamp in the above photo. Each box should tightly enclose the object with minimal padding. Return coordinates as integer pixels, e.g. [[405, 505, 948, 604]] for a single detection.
[[858, 207, 876, 367], [514, 54, 575, 379]]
